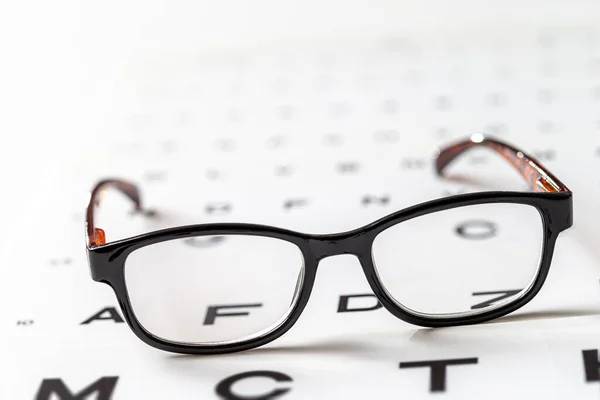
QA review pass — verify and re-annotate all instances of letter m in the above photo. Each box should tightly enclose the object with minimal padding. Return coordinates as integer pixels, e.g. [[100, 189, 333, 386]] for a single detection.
[[35, 376, 118, 400]]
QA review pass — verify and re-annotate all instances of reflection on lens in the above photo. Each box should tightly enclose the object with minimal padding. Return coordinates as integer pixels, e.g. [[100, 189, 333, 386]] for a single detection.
[[125, 235, 304, 345], [371, 203, 544, 317]]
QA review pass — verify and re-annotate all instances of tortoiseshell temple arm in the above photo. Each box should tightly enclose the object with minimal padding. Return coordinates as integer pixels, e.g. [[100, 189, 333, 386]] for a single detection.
[[85, 179, 142, 247], [435, 134, 570, 193]]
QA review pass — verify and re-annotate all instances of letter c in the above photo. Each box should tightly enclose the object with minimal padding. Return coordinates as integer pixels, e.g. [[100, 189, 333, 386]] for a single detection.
[[215, 370, 292, 400]]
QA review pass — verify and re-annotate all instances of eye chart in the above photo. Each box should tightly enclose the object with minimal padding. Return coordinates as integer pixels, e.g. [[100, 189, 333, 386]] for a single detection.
[[3, 2, 600, 399]]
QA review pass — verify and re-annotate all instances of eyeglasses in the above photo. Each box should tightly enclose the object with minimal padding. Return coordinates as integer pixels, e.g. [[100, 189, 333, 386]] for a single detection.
[[85, 134, 572, 355]]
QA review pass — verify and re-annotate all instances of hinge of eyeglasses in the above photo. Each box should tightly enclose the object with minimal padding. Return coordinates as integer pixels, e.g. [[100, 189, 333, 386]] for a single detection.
[[93, 228, 106, 245], [536, 177, 560, 193]]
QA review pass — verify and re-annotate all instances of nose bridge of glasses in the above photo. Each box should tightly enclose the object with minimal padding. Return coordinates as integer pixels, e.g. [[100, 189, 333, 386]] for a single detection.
[[308, 232, 369, 260]]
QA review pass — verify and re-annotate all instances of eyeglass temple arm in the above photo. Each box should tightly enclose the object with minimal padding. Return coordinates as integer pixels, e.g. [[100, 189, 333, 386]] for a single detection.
[[85, 179, 143, 247], [435, 134, 570, 193]]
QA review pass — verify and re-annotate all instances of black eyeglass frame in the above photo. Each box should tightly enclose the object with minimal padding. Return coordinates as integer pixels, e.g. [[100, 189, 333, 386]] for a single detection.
[[85, 135, 573, 355]]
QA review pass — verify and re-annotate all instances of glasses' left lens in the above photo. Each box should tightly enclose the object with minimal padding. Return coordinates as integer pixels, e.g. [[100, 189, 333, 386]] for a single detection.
[[124, 235, 304, 345], [371, 202, 544, 318]]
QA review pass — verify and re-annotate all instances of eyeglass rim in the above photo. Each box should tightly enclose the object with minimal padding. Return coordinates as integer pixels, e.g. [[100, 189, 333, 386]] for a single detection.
[[86, 190, 571, 355]]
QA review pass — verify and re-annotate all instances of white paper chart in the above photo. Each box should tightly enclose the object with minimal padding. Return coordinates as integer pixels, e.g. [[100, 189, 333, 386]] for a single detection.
[[3, 9, 600, 399]]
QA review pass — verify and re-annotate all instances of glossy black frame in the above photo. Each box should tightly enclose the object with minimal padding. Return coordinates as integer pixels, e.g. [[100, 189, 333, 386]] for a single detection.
[[85, 135, 573, 355]]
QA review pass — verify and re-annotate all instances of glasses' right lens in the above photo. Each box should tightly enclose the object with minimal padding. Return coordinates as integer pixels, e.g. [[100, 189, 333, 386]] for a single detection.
[[371, 203, 544, 317], [124, 235, 304, 345]]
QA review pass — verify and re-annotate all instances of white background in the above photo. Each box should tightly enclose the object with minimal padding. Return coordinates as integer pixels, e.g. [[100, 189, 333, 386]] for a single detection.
[[1, 1, 600, 398]]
